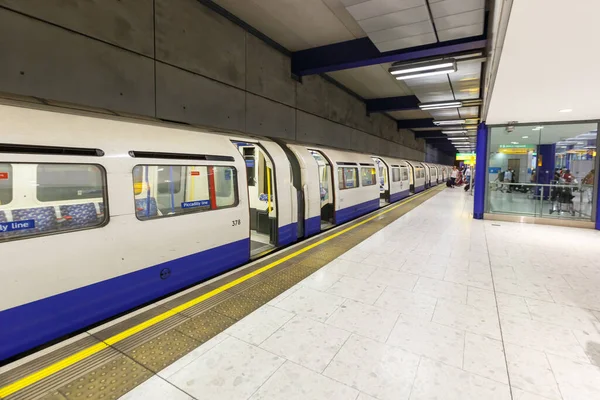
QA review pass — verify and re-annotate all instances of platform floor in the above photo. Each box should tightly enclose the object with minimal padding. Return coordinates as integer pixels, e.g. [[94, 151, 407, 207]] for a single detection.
[[2, 187, 600, 400], [121, 188, 600, 400]]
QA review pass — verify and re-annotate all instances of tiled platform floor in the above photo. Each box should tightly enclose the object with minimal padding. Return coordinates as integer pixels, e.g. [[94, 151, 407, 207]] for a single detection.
[[122, 188, 600, 400]]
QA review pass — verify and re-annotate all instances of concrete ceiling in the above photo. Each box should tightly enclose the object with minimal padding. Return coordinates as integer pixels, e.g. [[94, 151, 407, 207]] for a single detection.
[[486, 0, 600, 125], [489, 123, 598, 147]]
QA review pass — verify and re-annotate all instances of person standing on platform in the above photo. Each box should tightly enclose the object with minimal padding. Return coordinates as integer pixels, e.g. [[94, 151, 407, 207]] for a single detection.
[[450, 166, 458, 188], [504, 168, 513, 193]]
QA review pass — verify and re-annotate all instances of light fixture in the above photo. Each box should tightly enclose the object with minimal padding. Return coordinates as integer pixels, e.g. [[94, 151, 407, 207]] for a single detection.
[[522, 136, 529, 139], [433, 119, 466, 126], [389, 59, 457, 81], [442, 130, 468, 134], [532, 126, 544, 131], [511, 141, 519, 145], [559, 109, 572, 113], [419, 101, 463, 110]]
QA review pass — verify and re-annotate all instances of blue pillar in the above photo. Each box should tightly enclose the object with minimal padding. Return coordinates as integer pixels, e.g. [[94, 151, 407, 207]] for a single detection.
[[536, 144, 556, 199], [596, 167, 600, 230], [473, 123, 488, 219]]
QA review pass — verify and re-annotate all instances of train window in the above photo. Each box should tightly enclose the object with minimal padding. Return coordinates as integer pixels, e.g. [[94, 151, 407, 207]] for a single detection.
[[0, 163, 107, 242], [37, 164, 105, 202], [133, 165, 238, 220], [338, 167, 358, 190], [0, 164, 13, 205], [391, 167, 401, 182], [361, 168, 377, 186], [401, 166, 409, 181]]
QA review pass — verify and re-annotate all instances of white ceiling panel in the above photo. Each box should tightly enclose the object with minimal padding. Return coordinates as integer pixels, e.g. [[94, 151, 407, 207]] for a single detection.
[[327, 64, 413, 98], [341, 0, 369, 6], [437, 24, 484, 41], [458, 106, 479, 118], [376, 32, 437, 51], [450, 61, 481, 100], [429, 0, 485, 18], [433, 10, 483, 31], [428, 109, 461, 119], [369, 20, 433, 43], [359, 7, 430, 33], [346, 0, 425, 21]]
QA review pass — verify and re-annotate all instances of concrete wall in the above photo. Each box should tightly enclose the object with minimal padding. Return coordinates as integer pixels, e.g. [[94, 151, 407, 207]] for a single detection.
[[425, 144, 455, 165], [0, 0, 433, 161]]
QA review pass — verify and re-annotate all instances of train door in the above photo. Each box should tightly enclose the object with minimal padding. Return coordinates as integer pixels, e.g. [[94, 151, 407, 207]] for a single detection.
[[424, 165, 431, 188], [407, 163, 415, 193], [233, 141, 278, 257], [372, 157, 389, 206], [308, 150, 334, 230], [400, 164, 410, 194]]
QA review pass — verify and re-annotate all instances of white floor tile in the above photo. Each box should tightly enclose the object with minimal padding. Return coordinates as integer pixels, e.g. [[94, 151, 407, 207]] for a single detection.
[[546, 286, 600, 312], [299, 269, 343, 291], [512, 388, 558, 400], [493, 278, 554, 302], [120, 376, 194, 400], [504, 344, 562, 400], [409, 357, 511, 400], [413, 277, 468, 304], [357, 392, 378, 400], [386, 315, 465, 367], [496, 293, 531, 319], [323, 334, 420, 400], [225, 305, 294, 345], [276, 286, 345, 322], [326, 276, 386, 305], [500, 314, 589, 362], [467, 286, 497, 309], [547, 353, 600, 400], [526, 298, 600, 331], [374, 286, 437, 320], [401, 262, 447, 280], [250, 361, 358, 400], [572, 327, 600, 366], [268, 286, 299, 306], [362, 253, 406, 271], [322, 259, 377, 280], [260, 315, 350, 372], [326, 299, 398, 342], [338, 248, 371, 263], [444, 267, 493, 290], [168, 336, 284, 400], [463, 332, 508, 384], [432, 300, 501, 340], [366, 267, 419, 291]]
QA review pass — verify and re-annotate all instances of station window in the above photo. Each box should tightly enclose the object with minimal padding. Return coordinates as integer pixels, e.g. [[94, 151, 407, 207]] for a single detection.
[[0, 164, 13, 205], [133, 165, 238, 220], [361, 167, 377, 186], [391, 167, 401, 182], [401, 166, 409, 181], [338, 167, 358, 190], [0, 163, 107, 242]]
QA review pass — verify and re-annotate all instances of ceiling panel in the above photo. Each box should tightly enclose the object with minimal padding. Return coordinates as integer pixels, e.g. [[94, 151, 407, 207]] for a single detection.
[[428, 109, 461, 119], [387, 109, 432, 119], [449, 60, 482, 100], [438, 24, 484, 41], [327, 64, 413, 98], [433, 10, 483, 31], [345, 0, 424, 20], [368, 20, 432, 43], [376, 32, 437, 52], [429, 0, 484, 17], [359, 6, 430, 33], [458, 106, 480, 118]]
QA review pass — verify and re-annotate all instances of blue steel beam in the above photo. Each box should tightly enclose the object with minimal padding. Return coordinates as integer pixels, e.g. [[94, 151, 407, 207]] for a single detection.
[[397, 119, 436, 129], [414, 131, 445, 139], [292, 35, 487, 76], [366, 96, 420, 113]]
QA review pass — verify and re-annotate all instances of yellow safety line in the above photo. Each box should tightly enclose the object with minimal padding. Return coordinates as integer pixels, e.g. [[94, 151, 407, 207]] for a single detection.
[[0, 186, 442, 398]]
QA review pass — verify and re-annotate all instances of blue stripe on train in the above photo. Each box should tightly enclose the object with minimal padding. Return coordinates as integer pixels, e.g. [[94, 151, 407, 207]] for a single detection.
[[334, 198, 380, 225], [278, 223, 297, 246], [0, 238, 250, 361], [304, 215, 321, 238], [390, 190, 410, 203], [414, 184, 425, 193]]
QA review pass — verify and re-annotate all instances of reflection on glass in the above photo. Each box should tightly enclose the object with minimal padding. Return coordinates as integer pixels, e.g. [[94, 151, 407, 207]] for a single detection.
[[486, 123, 597, 221]]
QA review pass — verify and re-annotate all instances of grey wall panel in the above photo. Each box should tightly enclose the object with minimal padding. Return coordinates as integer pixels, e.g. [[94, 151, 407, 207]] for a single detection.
[[0, 0, 154, 56], [155, 0, 246, 89], [155, 63, 245, 132], [295, 76, 329, 119], [246, 34, 295, 107], [296, 111, 352, 149], [0, 9, 155, 116], [326, 83, 371, 132], [246, 93, 295, 140]]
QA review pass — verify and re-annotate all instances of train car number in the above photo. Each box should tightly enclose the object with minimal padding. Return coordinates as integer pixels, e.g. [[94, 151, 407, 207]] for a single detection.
[[232, 219, 241, 226]]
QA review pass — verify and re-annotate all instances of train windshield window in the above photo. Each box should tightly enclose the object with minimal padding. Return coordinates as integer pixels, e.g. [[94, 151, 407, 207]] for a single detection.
[[0, 164, 12, 205], [361, 168, 376, 186], [0, 163, 107, 242], [338, 167, 357, 190], [392, 167, 401, 182], [401, 166, 409, 181], [133, 165, 238, 220]]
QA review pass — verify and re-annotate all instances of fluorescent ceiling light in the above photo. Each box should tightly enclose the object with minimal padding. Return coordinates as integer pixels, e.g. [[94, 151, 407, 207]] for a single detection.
[[419, 101, 463, 110], [434, 119, 466, 126], [395, 69, 454, 80], [390, 59, 457, 81], [522, 136, 529, 139], [532, 126, 544, 131], [585, 146, 596, 149], [447, 137, 469, 141], [442, 130, 467, 134], [511, 142, 519, 144], [559, 109, 572, 113]]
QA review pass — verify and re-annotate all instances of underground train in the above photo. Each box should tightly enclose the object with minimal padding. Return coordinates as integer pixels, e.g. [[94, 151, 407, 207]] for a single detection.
[[0, 101, 451, 361]]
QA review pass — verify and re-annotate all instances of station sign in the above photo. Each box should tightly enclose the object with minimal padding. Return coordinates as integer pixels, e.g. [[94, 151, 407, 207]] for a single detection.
[[498, 144, 536, 154], [181, 200, 210, 209], [0, 219, 35, 233]]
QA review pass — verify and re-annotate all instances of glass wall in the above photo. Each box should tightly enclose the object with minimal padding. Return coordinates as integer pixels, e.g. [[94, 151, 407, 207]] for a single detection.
[[486, 123, 598, 221]]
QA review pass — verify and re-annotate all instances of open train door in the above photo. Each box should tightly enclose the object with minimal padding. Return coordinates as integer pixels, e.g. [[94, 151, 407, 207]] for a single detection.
[[372, 157, 390, 206]]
